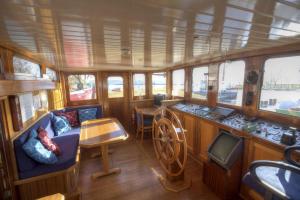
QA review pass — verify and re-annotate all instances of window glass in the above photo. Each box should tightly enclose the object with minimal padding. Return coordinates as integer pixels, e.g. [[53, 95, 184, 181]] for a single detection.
[[172, 69, 185, 97], [192, 66, 209, 99], [260, 55, 300, 117], [108, 76, 124, 98], [13, 56, 41, 80], [218, 60, 245, 106], [152, 72, 166, 95], [67, 74, 96, 101], [133, 74, 146, 96], [45, 68, 57, 81]]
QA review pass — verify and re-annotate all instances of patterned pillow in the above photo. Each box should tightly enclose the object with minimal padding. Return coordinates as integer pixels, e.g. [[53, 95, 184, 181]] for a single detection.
[[78, 108, 97, 123], [37, 127, 61, 156], [52, 115, 72, 136], [55, 110, 79, 127], [22, 130, 58, 164]]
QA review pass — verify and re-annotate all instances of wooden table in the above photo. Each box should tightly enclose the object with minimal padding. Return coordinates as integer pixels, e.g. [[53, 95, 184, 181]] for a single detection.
[[37, 193, 65, 200], [80, 118, 128, 179], [139, 107, 159, 116]]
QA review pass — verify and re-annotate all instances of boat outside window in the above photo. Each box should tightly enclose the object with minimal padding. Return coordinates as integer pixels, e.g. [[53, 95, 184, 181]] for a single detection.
[[67, 74, 96, 101], [108, 76, 124, 98], [172, 69, 185, 97], [152, 72, 166, 95], [133, 73, 146, 96], [192, 66, 209, 100], [260, 55, 300, 118], [218, 60, 245, 106]]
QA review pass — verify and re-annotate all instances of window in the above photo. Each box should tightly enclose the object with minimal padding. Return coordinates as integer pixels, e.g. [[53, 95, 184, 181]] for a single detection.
[[152, 72, 166, 95], [133, 74, 146, 96], [192, 66, 209, 99], [67, 74, 96, 101], [218, 60, 245, 106], [13, 56, 41, 80], [45, 68, 57, 81], [260, 55, 300, 118], [172, 69, 185, 97], [108, 76, 124, 98]]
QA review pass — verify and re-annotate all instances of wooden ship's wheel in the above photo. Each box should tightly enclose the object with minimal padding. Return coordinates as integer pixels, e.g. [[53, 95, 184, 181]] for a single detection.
[[152, 108, 191, 192]]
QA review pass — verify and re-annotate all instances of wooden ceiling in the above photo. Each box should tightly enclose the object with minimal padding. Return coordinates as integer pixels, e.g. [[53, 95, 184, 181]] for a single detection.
[[0, 0, 299, 71]]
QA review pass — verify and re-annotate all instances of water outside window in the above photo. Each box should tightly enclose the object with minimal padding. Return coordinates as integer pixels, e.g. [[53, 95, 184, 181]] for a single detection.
[[192, 66, 208, 99], [108, 76, 124, 98], [152, 72, 166, 95], [260, 56, 300, 117], [172, 69, 185, 97], [218, 60, 245, 106], [133, 74, 146, 96]]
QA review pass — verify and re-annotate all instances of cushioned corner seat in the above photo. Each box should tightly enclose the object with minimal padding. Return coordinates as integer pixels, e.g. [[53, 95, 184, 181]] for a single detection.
[[19, 134, 79, 179], [243, 165, 300, 200]]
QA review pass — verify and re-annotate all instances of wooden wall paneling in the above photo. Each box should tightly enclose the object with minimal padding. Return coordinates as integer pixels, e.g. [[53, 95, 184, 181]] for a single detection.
[[207, 63, 219, 107], [0, 80, 56, 97], [0, 100, 16, 199], [102, 72, 131, 131], [166, 70, 172, 99], [0, 47, 13, 74], [147, 72, 152, 99], [184, 67, 192, 101], [250, 141, 284, 161], [183, 114, 196, 154], [199, 120, 218, 161], [8, 96, 23, 131]]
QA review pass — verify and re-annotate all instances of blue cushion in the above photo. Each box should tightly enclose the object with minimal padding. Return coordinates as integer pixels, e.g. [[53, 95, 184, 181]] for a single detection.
[[60, 127, 81, 136], [78, 108, 97, 123], [44, 120, 55, 138], [22, 130, 58, 165], [144, 118, 153, 126], [19, 134, 79, 179], [14, 114, 53, 173], [52, 115, 72, 136]]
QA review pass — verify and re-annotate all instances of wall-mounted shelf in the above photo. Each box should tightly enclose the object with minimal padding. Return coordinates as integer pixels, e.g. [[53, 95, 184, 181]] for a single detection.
[[0, 80, 56, 96]]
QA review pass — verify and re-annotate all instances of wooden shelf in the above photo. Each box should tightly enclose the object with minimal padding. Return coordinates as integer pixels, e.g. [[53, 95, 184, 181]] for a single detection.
[[0, 80, 56, 96]]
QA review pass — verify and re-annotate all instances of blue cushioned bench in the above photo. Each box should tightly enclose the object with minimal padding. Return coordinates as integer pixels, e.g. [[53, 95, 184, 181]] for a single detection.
[[13, 104, 103, 179]]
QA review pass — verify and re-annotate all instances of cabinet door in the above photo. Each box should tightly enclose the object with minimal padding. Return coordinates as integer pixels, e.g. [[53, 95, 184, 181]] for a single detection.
[[183, 114, 195, 153], [172, 110, 183, 125], [199, 120, 217, 161], [251, 142, 283, 161]]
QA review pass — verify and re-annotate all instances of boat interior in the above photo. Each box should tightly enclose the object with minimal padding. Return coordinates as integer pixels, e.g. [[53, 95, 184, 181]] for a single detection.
[[0, 0, 300, 200]]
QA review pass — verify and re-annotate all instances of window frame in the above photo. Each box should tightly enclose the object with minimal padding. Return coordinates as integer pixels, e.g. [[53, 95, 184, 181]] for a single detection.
[[12, 55, 42, 80], [258, 54, 300, 119], [172, 68, 185, 98], [191, 66, 209, 101], [152, 72, 167, 95], [132, 73, 146, 98], [65, 72, 98, 106], [107, 75, 125, 99], [217, 60, 246, 109]]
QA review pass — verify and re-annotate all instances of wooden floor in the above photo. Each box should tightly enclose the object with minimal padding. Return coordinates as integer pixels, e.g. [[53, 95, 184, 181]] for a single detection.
[[78, 136, 220, 200]]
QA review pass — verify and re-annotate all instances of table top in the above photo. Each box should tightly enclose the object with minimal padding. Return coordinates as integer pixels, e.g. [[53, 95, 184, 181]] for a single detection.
[[80, 118, 128, 148], [37, 193, 64, 200], [139, 107, 160, 116]]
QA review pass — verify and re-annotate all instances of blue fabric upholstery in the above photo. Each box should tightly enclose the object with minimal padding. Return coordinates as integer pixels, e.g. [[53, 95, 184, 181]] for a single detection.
[[60, 127, 81, 136], [19, 134, 79, 179], [243, 167, 300, 200], [14, 114, 53, 173], [52, 115, 72, 136], [53, 105, 103, 124], [144, 118, 153, 126], [78, 108, 97, 123], [22, 130, 58, 165], [14, 105, 102, 179]]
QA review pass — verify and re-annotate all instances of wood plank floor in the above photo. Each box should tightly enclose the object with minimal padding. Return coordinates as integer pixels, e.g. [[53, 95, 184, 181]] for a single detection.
[[78, 137, 220, 200]]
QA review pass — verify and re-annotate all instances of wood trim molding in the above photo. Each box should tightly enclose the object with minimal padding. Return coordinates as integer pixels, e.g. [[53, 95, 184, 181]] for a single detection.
[[0, 80, 55, 96]]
